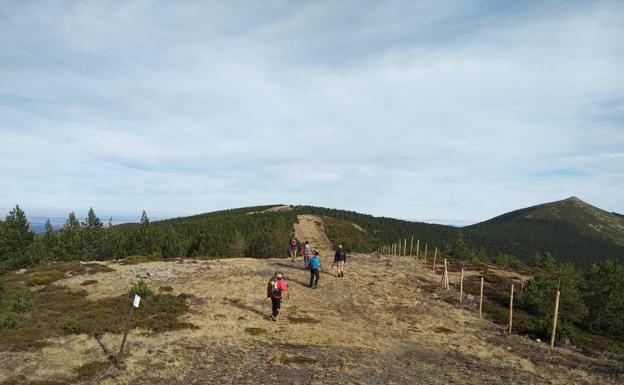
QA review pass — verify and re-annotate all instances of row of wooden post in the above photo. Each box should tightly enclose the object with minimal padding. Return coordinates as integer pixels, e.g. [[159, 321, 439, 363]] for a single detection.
[[378, 237, 429, 260], [378, 238, 562, 351], [385, 245, 565, 352]]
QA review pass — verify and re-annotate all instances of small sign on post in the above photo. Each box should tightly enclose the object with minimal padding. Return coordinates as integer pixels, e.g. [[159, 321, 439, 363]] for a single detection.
[[133, 294, 141, 308], [117, 295, 141, 366]]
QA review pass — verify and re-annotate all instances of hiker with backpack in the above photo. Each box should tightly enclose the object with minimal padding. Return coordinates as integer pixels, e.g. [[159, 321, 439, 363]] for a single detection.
[[333, 244, 347, 277], [288, 234, 299, 262], [303, 241, 312, 270], [299, 242, 305, 263], [309, 250, 321, 288], [266, 271, 289, 321]]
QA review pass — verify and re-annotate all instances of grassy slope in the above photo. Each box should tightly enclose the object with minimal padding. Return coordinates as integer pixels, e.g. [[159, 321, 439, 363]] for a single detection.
[[1, 255, 622, 384]]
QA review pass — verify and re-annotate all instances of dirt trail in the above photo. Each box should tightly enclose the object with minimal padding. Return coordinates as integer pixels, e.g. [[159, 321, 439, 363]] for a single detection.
[[293, 215, 333, 255]]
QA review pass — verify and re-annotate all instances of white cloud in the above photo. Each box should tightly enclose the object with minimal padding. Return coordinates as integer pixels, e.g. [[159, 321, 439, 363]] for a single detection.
[[0, 0, 623, 222]]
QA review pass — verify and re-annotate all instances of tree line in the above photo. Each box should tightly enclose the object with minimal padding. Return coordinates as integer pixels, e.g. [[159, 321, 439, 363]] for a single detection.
[[0, 205, 296, 272]]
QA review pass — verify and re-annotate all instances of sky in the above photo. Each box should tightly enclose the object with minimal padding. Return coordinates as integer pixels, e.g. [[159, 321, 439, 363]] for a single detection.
[[1, 0, 623, 225]]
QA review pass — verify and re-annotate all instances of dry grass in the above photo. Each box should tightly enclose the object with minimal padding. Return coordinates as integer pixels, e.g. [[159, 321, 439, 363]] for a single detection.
[[1, 252, 623, 384]]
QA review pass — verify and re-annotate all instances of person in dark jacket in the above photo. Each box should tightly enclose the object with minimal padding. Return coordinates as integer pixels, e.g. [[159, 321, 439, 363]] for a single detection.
[[333, 244, 347, 277], [308, 250, 321, 288]]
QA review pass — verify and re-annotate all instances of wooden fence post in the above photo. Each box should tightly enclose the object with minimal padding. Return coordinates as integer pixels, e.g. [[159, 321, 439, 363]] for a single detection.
[[410, 236, 414, 256], [432, 248, 437, 272], [423, 243, 427, 265], [118, 295, 141, 366], [416, 239, 420, 257], [441, 258, 449, 290], [549, 290, 561, 351], [479, 277, 484, 319], [403, 238, 407, 256], [459, 268, 464, 302], [508, 284, 514, 334]]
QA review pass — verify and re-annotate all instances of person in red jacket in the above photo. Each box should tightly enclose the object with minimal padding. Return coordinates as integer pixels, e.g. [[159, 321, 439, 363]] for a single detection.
[[267, 272, 289, 321]]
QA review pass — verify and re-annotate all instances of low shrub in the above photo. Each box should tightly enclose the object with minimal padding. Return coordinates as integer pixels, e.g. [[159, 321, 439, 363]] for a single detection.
[[11, 287, 32, 313], [62, 319, 83, 335], [27, 271, 66, 286], [130, 279, 153, 298], [0, 315, 19, 331]]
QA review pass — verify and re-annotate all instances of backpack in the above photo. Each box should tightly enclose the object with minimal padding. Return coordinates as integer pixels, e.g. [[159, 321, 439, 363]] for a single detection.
[[268, 278, 282, 297]]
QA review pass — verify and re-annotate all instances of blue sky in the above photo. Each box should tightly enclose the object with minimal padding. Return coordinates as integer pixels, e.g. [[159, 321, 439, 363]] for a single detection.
[[1, 0, 623, 225]]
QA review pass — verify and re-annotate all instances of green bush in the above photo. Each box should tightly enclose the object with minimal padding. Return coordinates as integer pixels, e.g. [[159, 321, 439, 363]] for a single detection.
[[0, 315, 19, 331], [494, 254, 525, 268], [130, 279, 153, 298], [537, 314, 577, 344], [63, 319, 83, 335], [11, 287, 32, 312], [584, 260, 624, 341]]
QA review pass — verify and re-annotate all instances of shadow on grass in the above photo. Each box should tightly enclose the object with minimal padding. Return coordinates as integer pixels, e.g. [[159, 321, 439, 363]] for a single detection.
[[227, 299, 269, 319], [94, 334, 116, 363]]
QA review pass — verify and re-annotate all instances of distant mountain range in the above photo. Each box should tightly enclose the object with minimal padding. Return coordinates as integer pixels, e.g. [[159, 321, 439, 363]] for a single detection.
[[26, 215, 146, 233]]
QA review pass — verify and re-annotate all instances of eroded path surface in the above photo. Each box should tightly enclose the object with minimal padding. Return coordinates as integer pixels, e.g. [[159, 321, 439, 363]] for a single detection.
[[2, 254, 623, 385], [293, 215, 333, 255]]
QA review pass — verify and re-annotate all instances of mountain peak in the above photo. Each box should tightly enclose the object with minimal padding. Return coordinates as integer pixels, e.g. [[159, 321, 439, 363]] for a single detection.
[[564, 196, 587, 205]]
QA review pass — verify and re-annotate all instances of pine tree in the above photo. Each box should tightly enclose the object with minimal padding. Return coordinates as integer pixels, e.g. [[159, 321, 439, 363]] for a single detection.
[[60, 212, 83, 260], [130, 210, 157, 256], [230, 230, 246, 257], [83, 208, 104, 260], [0, 205, 34, 260], [41, 218, 59, 260]]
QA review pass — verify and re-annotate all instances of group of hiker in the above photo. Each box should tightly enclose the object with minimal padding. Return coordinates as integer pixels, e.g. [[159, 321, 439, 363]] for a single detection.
[[266, 235, 348, 321]]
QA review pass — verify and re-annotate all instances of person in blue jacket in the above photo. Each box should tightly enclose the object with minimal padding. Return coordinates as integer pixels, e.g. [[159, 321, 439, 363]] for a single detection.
[[308, 250, 321, 288]]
